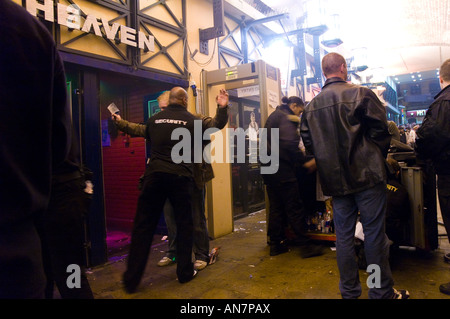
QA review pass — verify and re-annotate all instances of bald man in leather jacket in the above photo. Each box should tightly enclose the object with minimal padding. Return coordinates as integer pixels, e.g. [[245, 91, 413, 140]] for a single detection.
[[300, 53, 409, 299]]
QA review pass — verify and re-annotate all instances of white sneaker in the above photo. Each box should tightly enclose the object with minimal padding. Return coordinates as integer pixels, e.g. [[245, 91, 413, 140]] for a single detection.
[[157, 256, 175, 267], [194, 260, 208, 270]]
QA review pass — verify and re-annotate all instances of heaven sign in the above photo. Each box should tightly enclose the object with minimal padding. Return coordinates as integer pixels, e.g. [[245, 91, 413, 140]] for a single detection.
[[25, 0, 155, 52]]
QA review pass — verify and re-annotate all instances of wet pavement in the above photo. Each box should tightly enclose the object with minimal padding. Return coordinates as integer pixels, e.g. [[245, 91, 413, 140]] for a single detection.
[[86, 210, 450, 300]]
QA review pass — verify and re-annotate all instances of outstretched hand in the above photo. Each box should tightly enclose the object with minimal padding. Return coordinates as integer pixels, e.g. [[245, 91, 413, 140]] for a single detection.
[[216, 89, 229, 108]]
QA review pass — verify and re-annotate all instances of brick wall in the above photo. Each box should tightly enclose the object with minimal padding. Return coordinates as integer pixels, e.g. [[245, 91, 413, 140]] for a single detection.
[[101, 86, 149, 232]]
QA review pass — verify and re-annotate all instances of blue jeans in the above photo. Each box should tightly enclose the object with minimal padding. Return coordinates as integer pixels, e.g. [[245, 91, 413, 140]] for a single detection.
[[333, 182, 395, 299]]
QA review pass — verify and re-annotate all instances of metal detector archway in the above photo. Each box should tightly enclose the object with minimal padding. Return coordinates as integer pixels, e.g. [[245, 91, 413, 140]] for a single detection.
[[201, 60, 281, 238]]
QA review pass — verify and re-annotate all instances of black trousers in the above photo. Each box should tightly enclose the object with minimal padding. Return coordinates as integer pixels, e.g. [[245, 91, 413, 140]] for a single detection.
[[266, 180, 311, 246], [37, 176, 93, 299], [438, 174, 450, 243], [0, 221, 46, 299], [123, 172, 194, 290]]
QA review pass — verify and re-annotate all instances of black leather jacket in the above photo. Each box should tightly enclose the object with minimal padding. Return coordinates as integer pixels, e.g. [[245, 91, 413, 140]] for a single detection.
[[300, 77, 391, 196], [415, 84, 450, 175]]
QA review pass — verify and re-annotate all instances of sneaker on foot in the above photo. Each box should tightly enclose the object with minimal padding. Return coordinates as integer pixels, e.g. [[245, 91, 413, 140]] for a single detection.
[[209, 247, 221, 264], [391, 288, 410, 299], [194, 260, 208, 270], [439, 282, 450, 295], [157, 256, 175, 267]]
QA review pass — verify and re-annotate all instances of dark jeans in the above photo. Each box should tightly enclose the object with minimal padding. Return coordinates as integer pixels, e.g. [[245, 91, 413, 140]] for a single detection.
[[438, 174, 450, 243], [192, 186, 210, 261], [123, 172, 195, 290], [333, 182, 394, 299], [266, 180, 311, 246], [37, 176, 93, 299], [164, 186, 210, 262]]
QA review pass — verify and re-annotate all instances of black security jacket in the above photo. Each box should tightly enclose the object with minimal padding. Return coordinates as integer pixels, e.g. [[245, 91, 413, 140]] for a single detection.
[[300, 77, 391, 196], [415, 84, 450, 175], [144, 104, 228, 178]]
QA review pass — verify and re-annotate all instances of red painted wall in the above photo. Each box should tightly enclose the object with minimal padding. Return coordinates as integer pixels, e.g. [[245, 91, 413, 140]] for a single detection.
[[101, 85, 148, 232]]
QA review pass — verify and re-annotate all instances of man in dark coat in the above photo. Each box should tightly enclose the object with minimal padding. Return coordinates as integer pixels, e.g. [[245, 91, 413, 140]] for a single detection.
[[300, 52, 409, 299], [262, 96, 322, 258], [122, 87, 229, 293], [0, 1, 71, 298], [113, 89, 228, 271], [415, 58, 450, 296]]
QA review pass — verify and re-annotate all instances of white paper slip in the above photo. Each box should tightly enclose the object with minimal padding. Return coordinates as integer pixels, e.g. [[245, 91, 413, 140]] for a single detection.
[[107, 103, 120, 114]]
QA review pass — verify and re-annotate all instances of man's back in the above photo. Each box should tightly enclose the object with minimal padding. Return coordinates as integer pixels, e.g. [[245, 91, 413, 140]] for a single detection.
[[146, 104, 197, 177], [301, 77, 390, 196], [0, 1, 70, 224], [263, 104, 304, 184], [0, 1, 71, 298], [416, 85, 450, 175]]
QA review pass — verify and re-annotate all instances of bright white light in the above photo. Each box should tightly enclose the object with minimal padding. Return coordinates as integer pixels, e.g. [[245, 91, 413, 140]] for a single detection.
[[262, 39, 291, 70], [262, 39, 292, 92]]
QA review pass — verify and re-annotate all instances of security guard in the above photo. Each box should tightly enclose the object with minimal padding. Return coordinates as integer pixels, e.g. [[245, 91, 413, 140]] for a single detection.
[[123, 87, 229, 293]]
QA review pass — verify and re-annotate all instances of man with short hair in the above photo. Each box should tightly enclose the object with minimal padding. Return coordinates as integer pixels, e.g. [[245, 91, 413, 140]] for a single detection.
[[415, 58, 450, 296], [263, 96, 322, 258], [300, 52, 409, 299]]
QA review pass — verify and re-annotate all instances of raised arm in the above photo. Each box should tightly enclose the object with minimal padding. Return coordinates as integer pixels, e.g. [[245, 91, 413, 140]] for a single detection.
[[112, 113, 147, 138]]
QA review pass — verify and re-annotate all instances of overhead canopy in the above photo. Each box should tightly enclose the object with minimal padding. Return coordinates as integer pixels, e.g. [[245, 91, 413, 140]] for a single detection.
[[235, 0, 449, 79]]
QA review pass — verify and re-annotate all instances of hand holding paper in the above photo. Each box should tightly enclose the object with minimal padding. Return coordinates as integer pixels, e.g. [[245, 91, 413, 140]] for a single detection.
[[107, 102, 120, 115]]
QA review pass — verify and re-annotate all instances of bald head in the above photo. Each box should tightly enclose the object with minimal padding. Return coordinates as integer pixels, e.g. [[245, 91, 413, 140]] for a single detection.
[[322, 52, 347, 80], [169, 87, 188, 108]]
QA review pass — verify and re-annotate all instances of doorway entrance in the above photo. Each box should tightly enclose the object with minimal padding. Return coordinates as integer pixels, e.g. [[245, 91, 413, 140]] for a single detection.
[[99, 74, 170, 259], [228, 94, 266, 219]]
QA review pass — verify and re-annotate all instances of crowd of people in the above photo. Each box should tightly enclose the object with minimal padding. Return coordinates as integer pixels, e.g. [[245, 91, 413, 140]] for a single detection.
[[1, 1, 449, 300]]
